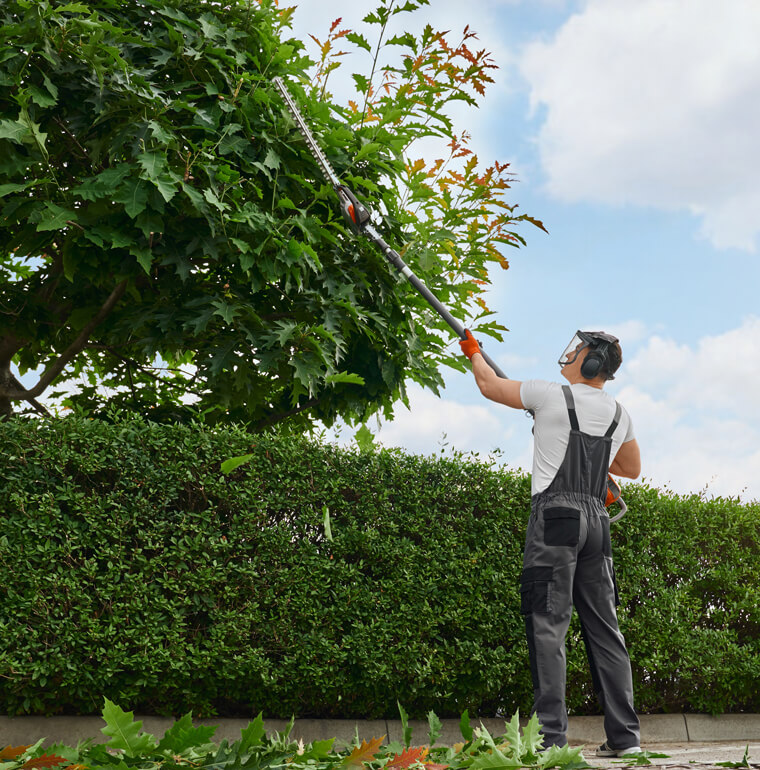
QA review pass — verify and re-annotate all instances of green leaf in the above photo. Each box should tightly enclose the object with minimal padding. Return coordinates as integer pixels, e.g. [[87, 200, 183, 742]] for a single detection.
[[42, 73, 58, 100], [427, 711, 442, 746], [459, 710, 473, 743], [19, 107, 47, 158], [351, 73, 369, 94], [354, 424, 376, 453], [27, 85, 57, 107], [36, 202, 76, 232], [101, 699, 157, 757], [212, 299, 238, 324], [397, 702, 412, 749], [536, 744, 590, 770], [0, 118, 28, 143], [157, 713, 217, 754], [386, 33, 417, 48], [469, 754, 524, 770], [230, 237, 251, 254], [147, 120, 173, 144], [220, 454, 254, 475], [353, 142, 382, 162], [138, 151, 167, 178], [0, 181, 37, 197], [116, 179, 149, 218], [129, 245, 153, 274], [74, 165, 132, 201], [274, 320, 298, 346], [502, 712, 523, 760], [199, 15, 224, 40], [204, 187, 228, 212], [262, 147, 280, 170], [322, 505, 333, 542], [325, 372, 365, 386], [521, 712, 545, 758], [57, 2, 91, 12], [300, 739, 335, 761], [238, 713, 266, 754], [346, 32, 371, 52]]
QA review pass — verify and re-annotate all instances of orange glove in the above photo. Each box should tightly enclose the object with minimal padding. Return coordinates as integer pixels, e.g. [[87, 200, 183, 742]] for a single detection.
[[459, 329, 481, 360]]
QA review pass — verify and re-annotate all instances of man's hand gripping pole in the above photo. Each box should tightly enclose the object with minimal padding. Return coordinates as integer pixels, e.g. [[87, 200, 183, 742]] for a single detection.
[[272, 77, 507, 380]]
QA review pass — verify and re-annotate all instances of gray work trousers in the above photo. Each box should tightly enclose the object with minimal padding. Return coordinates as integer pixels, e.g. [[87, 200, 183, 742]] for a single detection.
[[521, 492, 640, 749]]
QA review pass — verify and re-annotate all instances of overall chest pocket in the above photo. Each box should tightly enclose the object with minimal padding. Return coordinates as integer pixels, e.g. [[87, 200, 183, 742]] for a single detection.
[[543, 507, 580, 547]]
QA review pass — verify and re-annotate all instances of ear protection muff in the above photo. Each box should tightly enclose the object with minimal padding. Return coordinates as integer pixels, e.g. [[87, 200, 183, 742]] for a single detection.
[[580, 344, 608, 379]]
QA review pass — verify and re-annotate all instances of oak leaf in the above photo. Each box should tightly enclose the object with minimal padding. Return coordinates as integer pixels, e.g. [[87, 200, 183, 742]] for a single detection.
[[386, 747, 428, 769], [22, 754, 69, 769], [1, 747, 30, 760], [342, 736, 385, 766]]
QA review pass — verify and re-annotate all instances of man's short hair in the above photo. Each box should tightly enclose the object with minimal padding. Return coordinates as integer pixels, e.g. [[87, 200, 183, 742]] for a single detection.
[[602, 340, 622, 380]]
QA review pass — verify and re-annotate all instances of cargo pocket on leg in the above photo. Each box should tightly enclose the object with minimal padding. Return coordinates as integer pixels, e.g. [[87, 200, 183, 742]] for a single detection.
[[543, 507, 580, 547], [610, 559, 620, 607], [520, 566, 554, 615]]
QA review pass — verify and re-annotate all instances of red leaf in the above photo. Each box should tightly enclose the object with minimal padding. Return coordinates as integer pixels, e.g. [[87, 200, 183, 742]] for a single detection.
[[23, 754, 69, 769]]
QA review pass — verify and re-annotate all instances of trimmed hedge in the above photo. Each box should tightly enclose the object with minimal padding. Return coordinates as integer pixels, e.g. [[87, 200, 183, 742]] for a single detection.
[[0, 414, 758, 718]]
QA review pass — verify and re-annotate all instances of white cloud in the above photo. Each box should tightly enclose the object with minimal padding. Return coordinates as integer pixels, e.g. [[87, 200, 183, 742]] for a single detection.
[[616, 316, 760, 500], [374, 385, 517, 456], [326, 383, 531, 469], [519, 0, 760, 252]]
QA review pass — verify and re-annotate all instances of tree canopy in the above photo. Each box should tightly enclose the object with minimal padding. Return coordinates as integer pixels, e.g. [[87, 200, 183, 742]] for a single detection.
[[0, 0, 544, 429]]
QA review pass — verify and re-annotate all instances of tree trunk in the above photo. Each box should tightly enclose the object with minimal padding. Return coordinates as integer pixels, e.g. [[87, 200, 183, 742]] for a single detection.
[[0, 362, 16, 420]]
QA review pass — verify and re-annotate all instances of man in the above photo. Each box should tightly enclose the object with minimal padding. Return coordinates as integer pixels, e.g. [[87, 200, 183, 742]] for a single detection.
[[460, 329, 642, 755]]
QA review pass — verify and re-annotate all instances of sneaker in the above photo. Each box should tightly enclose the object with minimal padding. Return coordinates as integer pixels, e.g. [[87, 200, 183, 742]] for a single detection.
[[595, 741, 642, 757]]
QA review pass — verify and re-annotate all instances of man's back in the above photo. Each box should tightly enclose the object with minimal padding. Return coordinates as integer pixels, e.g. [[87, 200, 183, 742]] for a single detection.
[[521, 380, 635, 495]]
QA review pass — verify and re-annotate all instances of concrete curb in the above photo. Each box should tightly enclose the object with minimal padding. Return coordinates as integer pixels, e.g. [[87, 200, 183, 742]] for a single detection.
[[1, 714, 759, 748]]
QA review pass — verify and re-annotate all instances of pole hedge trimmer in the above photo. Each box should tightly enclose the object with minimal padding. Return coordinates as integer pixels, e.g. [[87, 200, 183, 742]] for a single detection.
[[273, 77, 627, 521], [273, 76, 506, 379]]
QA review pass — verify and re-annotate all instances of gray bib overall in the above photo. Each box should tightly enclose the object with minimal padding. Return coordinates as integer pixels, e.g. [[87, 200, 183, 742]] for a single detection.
[[521, 386, 640, 749]]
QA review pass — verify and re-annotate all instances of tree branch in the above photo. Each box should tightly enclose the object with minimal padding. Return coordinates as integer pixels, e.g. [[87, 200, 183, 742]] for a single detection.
[[0, 279, 128, 401], [253, 397, 319, 431], [90, 344, 204, 395]]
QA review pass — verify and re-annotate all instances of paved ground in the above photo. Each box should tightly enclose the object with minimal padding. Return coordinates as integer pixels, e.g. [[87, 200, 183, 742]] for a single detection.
[[581, 741, 760, 768]]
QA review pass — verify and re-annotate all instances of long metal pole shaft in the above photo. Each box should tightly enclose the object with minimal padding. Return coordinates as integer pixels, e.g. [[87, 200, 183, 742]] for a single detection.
[[363, 224, 507, 378], [272, 76, 507, 380]]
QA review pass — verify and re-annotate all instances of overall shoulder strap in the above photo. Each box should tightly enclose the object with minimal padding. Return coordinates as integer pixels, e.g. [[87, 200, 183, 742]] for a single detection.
[[561, 385, 580, 430], [605, 401, 622, 438]]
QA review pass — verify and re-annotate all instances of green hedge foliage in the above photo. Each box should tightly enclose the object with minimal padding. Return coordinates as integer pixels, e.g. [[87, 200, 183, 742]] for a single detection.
[[0, 415, 758, 718]]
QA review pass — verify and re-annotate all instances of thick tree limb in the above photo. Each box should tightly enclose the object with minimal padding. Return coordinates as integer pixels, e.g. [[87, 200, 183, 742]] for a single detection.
[[0, 279, 128, 401]]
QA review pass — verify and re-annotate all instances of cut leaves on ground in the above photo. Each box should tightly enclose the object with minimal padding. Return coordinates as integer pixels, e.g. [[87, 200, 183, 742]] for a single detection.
[[0, 703, 590, 770]]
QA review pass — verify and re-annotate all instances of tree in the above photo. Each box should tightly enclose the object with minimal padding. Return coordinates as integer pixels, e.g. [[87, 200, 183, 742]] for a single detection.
[[0, 0, 544, 429]]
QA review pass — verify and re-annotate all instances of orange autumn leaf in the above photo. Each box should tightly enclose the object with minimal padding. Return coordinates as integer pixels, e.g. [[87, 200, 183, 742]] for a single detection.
[[1, 747, 30, 760], [342, 736, 385, 766], [386, 746, 428, 769]]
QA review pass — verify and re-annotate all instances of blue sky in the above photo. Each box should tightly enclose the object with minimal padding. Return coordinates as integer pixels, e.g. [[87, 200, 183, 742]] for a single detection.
[[289, 0, 760, 502]]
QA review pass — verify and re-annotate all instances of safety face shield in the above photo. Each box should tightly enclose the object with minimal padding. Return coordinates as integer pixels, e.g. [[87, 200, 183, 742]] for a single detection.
[[558, 332, 588, 367]]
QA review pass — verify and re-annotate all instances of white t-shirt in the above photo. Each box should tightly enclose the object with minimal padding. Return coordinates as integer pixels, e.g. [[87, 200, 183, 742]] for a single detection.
[[520, 380, 636, 495]]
